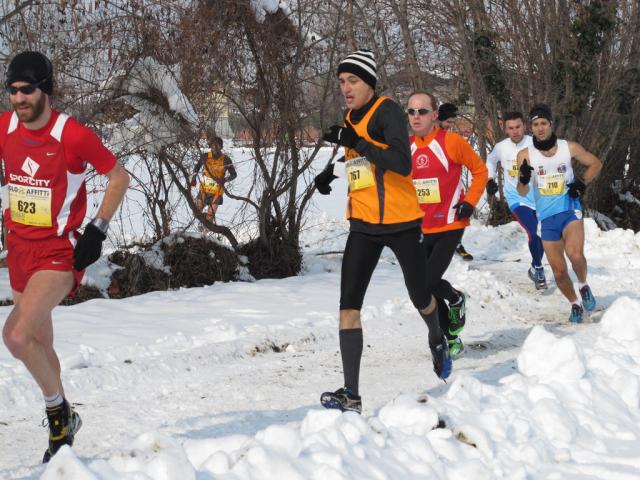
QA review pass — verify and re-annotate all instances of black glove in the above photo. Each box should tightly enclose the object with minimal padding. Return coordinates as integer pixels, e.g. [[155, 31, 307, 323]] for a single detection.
[[452, 201, 474, 220], [486, 178, 499, 196], [322, 124, 360, 150], [519, 159, 533, 185], [73, 223, 107, 271], [567, 178, 586, 198], [314, 163, 338, 195]]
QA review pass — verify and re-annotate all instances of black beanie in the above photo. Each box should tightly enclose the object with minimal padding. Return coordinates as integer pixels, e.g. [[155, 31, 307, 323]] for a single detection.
[[438, 103, 458, 121], [337, 49, 377, 90], [528, 103, 552, 123], [5, 51, 53, 95]]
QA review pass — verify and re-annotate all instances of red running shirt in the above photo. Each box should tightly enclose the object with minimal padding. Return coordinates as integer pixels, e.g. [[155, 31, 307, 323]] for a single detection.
[[410, 128, 487, 234], [0, 110, 117, 240]]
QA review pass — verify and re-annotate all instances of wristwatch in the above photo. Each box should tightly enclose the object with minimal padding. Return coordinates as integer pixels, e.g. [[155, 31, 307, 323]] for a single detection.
[[91, 217, 109, 234]]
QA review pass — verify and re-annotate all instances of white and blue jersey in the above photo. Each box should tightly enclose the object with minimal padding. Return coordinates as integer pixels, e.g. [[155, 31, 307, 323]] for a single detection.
[[527, 139, 581, 221], [486, 135, 535, 210]]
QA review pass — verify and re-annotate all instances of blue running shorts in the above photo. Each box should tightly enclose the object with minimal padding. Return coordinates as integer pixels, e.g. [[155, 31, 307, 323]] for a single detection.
[[541, 210, 582, 241]]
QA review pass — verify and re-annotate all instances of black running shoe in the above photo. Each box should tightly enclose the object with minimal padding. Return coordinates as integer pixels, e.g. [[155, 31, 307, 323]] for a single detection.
[[42, 400, 82, 463], [320, 387, 362, 414], [455, 244, 473, 261], [430, 335, 453, 380]]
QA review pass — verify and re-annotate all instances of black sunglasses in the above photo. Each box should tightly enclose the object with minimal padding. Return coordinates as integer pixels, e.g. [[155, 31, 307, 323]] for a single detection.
[[407, 108, 432, 116], [6, 77, 48, 95]]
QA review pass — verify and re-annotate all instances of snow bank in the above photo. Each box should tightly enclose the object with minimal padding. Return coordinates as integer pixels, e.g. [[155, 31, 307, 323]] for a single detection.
[[44, 407, 488, 480], [517, 325, 586, 381], [42, 298, 640, 478], [437, 298, 640, 478]]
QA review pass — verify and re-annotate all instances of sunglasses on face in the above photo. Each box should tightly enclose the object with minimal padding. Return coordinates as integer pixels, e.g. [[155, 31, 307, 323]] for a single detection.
[[6, 77, 48, 95], [407, 108, 432, 116]]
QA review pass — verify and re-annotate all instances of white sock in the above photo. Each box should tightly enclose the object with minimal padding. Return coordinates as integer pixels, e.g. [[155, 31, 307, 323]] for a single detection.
[[572, 300, 582, 308], [579, 282, 588, 290], [44, 393, 63, 408]]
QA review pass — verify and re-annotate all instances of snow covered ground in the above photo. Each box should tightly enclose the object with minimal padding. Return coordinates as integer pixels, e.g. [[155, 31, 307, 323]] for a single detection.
[[0, 215, 639, 479], [1, 146, 640, 478]]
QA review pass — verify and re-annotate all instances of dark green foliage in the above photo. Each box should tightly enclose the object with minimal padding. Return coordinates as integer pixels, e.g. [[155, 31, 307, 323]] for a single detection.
[[564, 1, 617, 120], [615, 66, 640, 116], [473, 30, 510, 109]]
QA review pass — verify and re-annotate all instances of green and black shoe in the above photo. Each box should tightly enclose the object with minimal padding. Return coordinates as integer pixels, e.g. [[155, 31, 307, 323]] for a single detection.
[[448, 337, 465, 360], [448, 292, 466, 337]]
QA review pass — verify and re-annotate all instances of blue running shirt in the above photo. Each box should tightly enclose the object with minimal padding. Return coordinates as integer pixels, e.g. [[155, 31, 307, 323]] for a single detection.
[[526, 139, 581, 221]]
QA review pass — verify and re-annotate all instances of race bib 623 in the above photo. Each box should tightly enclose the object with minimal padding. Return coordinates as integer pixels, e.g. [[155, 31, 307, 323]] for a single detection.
[[8, 183, 52, 227]]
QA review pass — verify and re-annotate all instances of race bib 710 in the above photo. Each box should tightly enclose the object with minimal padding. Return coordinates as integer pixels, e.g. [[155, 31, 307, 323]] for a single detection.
[[538, 173, 565, 196]]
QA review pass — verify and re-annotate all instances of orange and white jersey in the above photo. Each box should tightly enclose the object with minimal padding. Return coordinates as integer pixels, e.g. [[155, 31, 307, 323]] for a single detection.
[[410, 128, 487, 234]]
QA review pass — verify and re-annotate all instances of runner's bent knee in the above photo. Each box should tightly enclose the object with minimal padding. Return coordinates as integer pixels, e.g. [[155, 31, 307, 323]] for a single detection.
[[419, 295, 436, 315], [550, 264, 569, 278], [2, 318, 35, 359]]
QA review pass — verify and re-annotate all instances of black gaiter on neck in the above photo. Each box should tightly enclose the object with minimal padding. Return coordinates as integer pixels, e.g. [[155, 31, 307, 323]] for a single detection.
[[533, 132, 557, 151]]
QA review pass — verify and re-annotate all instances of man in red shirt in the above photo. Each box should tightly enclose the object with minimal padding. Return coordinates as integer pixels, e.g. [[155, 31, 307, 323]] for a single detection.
[[438, 102, 475, 261], [0, 51, 129, 462], [409, 92, 487, 358]]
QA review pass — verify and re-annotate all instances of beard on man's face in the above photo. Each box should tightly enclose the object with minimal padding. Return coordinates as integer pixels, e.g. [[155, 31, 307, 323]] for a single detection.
[[12, 91, 46, 123]]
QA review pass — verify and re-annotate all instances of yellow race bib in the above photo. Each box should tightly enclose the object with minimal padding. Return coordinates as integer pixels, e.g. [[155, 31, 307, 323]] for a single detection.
[[507, 158, 519, 177], [345, 157, 375, 191], [202, 176, 223, 195], [8, 183, 52, 227], [538, 173, 565, 196], [413, 178, 441, 204]]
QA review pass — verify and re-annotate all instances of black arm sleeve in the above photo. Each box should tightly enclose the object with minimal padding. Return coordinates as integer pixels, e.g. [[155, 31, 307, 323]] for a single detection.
[[224, 156, 237, 181], [354, 100, 411, 176]]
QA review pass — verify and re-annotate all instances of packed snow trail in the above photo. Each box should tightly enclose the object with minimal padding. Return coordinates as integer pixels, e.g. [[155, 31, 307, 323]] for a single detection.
[[0, 220, 639, 479]]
